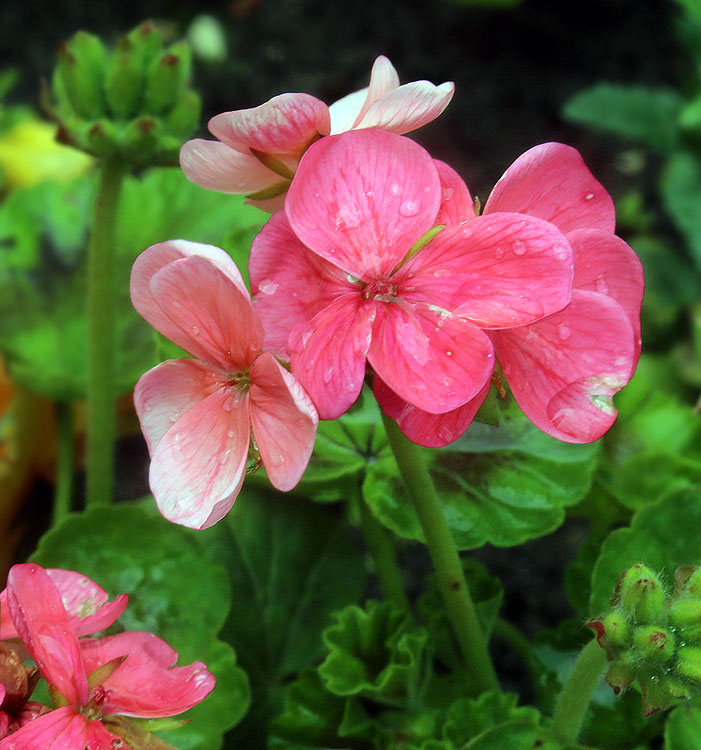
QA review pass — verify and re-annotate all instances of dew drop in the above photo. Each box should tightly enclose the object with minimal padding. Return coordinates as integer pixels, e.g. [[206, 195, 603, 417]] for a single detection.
[[442, 187, 454, 202], [191, 325, 200, 335], [390, 183, 400, 196], [584, 192, 595, 201], [227, 429, 236, 438], [557, 323, 571, 341], [219, 449, 231, 464], [323, 367, 334, 384], [446, 350, 453, 357], [400, 199, 420, 217], [494, 247, 505, 259], [144, 404, 153, 413], [335, 207, 360, 229], [595, 277, 609, 295], [512, 239, 527, 256]]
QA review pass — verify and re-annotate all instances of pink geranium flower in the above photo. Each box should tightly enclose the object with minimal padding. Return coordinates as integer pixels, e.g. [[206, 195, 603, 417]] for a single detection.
[[250, 129, 574, 424], [374, 146, 644, 445], [0, 563, 214, 749], [180, 56, 454, 210], [131, 240, 318, 529]]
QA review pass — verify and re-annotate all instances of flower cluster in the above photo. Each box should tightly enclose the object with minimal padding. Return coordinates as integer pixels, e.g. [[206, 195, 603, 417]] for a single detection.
[[133, 55, 643, 527], [0, 563, 214, 748]]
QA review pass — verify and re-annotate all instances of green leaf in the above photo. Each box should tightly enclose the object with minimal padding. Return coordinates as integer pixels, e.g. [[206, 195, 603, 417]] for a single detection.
[[665, 703, 701, 750], [562, 84, 683, 151], [462, 719, 586, 749], [661, 151, 701, 269], [318, 600, 431, 704], [364, 404, 599, 549], [590, 487, 701, 616]]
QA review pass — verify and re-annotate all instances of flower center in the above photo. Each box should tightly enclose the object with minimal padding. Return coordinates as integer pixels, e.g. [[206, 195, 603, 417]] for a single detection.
[[226, 371, 251, 393], [363, 279, 398, 302]]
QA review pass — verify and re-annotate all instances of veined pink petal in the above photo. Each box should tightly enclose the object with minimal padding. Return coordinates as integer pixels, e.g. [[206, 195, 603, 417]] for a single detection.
[[329, 88, 368, 134], [149, 387, 250, 529], [249, 352, 318, 491], [134, 359, 220, 455], [208, 93, 331, 155], [288, 295, 376, 420], [349, 55, 401, 129], [368, 301, 494, 414], [492, 290, 636, 443], [148, 255, 264, 372], [434, 159, 474, 226], [80, 632, 215, 718], [484, 143, 616, 234], [354, 80, 455, 135], [398, 213, 573, 328], [286, 129, 441, 279], [569, 228, 644, 360], [250, 210, 356, 357], [5, 565, 88, 707], [0, 706, 118, 750], [180, 139, 279, 194], [375, 376, 490, 448]]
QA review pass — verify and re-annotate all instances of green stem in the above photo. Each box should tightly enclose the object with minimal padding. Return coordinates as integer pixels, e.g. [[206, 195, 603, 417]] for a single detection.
[[86, 157, 124, 508], [358, 497, 410, 612], [381, 413, 499, 694], [53, 401, 74, 526], [550, 638, 607, 745]]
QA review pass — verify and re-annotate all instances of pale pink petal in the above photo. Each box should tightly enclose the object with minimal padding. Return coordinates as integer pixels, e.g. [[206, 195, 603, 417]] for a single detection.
[[286, 129, 441, 279], [368, 302, 494, 414], [375, 376, 490, 448], [81, 632, 215, 718], [149, 387, 250, 529], [492, 290, 636, 443], [288, 295, 376, 420], [249, 352, 318, 491], [5, 565, 88, 707], [484, 142, 616, 234], [148, 255, 264, 372], [208, 93, 330, 155], [250, 211, 355, 357], [397, 213, 573, 328], [348, 55, 401, 129], [434, 159, 474, 226], [569, 228, 644, 360], [354, 81, 455, 135], [180, 139, 279, 194], [134, 359, 220, 455], [329, 87, 368, 134]]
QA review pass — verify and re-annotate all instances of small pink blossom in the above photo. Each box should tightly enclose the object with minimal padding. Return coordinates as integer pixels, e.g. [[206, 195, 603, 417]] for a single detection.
[[180, 56, 454, 210], [250, 129, 574, 424], [131, 240, 318, 529]]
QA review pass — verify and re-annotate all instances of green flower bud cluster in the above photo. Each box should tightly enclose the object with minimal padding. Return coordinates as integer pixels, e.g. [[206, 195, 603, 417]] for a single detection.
[[588, 563, 701, 716], [47, 22, 201, 165]]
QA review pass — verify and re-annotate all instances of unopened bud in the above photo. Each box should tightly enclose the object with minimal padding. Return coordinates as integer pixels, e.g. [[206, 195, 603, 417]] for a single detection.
[[669, 600, 701, 641], [616, 564, 666, 624], [601, 613, 631, 648], [677, 646, 701, 683], [105, 37, 145, 120], [633, 626, 675, 663], [126, 21, 164, 70], [82, 118, 120, 156], [605, 659, 635, 694], [682, 567, 701, 599], [56, 31, 107, 119], [165, 88, 201, 138], [122, 116, 162, 158], [143, 41, 192, 115]]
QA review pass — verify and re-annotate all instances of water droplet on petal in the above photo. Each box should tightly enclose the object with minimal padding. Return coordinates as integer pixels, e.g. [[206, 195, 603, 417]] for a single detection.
[[446, 350, 453, 357], [323, 367, 334, 384], [584, 192, 595, 201], [595, 277, 609, 295], [557, 324, 571, 341], [442, 187, 454, 202], [191, 325, 200, 335], [227, 429, 236, 438], [494, 247, 505, 259], [512, 240, 527, 256], [219, 449, 231, 464], [400, 199, 420, 217]]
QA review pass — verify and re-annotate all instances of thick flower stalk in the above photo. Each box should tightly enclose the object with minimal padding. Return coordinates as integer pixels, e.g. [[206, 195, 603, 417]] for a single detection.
[[180, 55, 454, 209], [0, 564, 215, 747], [131, 240, 318, 529]]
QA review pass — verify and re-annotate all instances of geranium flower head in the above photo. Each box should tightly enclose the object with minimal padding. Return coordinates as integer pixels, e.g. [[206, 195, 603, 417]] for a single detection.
[[180, 55, 454, 210], [131, 240, 318, 529]]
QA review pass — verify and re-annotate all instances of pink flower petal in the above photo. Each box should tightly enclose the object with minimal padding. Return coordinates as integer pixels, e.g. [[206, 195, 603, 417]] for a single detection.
[[354, 80, 455, 135], [149, 387, 250, 529], [398, 213, 573, 328], [349, 55, 401, 128], [286, 129, 441, 279], [148, 255, 264, 372], [208, 93, 331, 155], [134, 359, 220, 455], [329, 87, 368, 134], [249, 352, 318, 491], [5, 565, 88, 707], [434, 159, 474, 226], [375, 376, 490, 447], [569, 228, 644, 360], [80, 632, 215, 718], [288, 295, 376, 420], [368, 301, 494, 414], [484, 142, 616, 234], [250, 211, 354, 358], [180, 139, 279, 194], [492, 290, 636, 443]]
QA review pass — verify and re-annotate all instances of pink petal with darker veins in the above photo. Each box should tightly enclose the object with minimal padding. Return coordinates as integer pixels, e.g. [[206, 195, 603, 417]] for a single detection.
[[492, 290, 636, 443], [249, 352, 318, 491], [288, 295, 376, 420], [134, 359, 220, 455], [433, 159, 474, 226], [368, 301, 494, 414], [149, 387, 250, 529], [484, 142, 616, 235], [250, 210, 354, 358], [5, 565, 88, 707], [398, 213, 573, 328], [286, 129, 441, 279], [208, 93, 331, 155], [374, 376, 490, 448], [180, 139, 279, 193], [349, 55, 400, 128], [80, 632, 214, 718]]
